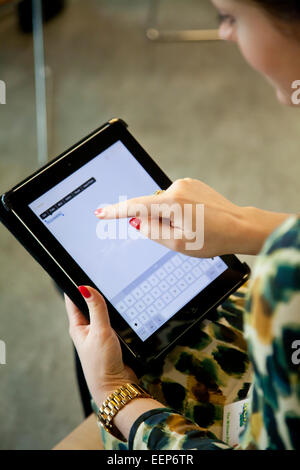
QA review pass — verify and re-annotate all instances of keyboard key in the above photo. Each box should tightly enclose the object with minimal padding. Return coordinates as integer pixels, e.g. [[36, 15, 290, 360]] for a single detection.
[[140, 281, 151, 293], [164, 261, 174, 273], [160, 280, 169, 292], [170, 286, 180, 297], [192, 266, 202, 277], [162, 292, 173, 304], [132, 287, 143, 300], [135, 327, 148, 339], [216, 260, 226, 269], [126, 307, 138, 319], [149, 274, 159, 286], [172, 254, 182, 267], [135, 300, 146, 312], [147, 305, 157, 316], [174, 268, 184, 279], [116, 301, 126, 314], [186, 273, 195, 284], [139, 312, 149, 324], [145, 320, 157, 334], [156, 267, 167, 280], [182, 261, 191, 272], [124, 294, 135, 307], [154, 298, 165, 310], [167, 274, 177, 285], [153, 314, 165, 326], [178, 279, 188, 291], [206, 267, 218, 278], [143, 293, 154, 306], [197, 274, 211, 289], [132, 318, 142, 329], [200, 259, 210, 270], [151, 286, 161, 299]]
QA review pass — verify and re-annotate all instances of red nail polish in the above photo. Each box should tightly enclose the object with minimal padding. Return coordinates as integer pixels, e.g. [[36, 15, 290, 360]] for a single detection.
[[94, 208, 105, 217], [78, 285, 91, 299], [129, 217, 141, 230]]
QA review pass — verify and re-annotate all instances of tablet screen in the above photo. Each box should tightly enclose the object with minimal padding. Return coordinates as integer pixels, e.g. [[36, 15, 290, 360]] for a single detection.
[[29, 141, 227, 341]]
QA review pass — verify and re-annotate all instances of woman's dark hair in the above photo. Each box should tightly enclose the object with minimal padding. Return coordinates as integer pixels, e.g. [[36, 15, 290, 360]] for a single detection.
[[252, 0, 300, 22], [244, 0, 300, 38]]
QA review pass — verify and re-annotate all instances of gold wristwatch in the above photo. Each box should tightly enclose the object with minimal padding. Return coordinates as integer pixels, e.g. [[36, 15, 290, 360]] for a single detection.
[[97, 383, 152, 442]]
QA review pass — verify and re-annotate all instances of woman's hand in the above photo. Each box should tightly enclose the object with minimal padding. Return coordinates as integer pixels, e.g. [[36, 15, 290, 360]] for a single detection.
[[65, 286, 138, 408], [95, 178, 246, 257], [95, 178, 292, 257]]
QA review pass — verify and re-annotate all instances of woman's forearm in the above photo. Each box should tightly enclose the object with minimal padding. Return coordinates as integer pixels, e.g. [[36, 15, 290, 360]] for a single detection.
[[113, 398, 167, 441], [235, 206, 293, 255]]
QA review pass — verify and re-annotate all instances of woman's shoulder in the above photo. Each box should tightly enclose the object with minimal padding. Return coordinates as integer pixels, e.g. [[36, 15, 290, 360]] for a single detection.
[[244, 212, 300, 373], [262, 214, 300, 255], [248, 214, 300, 305], [241, 214, 300, 450]]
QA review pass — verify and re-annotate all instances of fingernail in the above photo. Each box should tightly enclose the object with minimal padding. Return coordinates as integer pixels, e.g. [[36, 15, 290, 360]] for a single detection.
[[129, 217, 141, 230], [94, 208, 105, 217], [78, 285, 91, 299]]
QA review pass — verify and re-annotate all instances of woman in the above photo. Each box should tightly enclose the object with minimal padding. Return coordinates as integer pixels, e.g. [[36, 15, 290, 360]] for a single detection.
[[65, 0, 300, 450]]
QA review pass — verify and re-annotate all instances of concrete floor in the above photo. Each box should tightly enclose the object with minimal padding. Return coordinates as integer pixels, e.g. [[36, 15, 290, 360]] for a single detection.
[[0, 0, 299, 449]]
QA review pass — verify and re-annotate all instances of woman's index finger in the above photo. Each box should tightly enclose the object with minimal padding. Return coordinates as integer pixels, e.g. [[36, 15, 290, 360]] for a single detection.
[[94, 193, 168, 220]]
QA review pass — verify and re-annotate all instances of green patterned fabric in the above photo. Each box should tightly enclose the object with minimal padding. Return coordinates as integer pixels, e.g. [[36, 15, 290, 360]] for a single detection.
[[93, 215, 300, 450], [239, 214, 300, 450]]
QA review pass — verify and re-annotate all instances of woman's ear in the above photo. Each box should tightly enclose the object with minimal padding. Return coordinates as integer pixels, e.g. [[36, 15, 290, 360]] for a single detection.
[[219, 21, 237, 42]]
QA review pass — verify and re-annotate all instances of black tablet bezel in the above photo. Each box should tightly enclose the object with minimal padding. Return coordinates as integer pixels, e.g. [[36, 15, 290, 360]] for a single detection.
[[2, 119, 250, 363]]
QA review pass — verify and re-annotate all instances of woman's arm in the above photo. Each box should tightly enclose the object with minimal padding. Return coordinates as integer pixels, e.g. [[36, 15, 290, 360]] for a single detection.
[[106, 397, 167, 440], [233, 206, 292, 255], [64, 287, 170, 441], [114, 404, 231, 450], [65, 287, 231, 449]]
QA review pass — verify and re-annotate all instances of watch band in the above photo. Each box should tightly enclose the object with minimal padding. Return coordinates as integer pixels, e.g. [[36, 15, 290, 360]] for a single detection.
[[97, 383, 152, 442]]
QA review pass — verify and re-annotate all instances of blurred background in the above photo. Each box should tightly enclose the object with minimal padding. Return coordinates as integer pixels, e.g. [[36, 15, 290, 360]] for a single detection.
[[0, 0, 299, 449]]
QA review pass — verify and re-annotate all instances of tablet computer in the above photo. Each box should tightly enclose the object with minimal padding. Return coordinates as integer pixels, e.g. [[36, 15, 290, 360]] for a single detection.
[[0, 118, 250, 366]]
